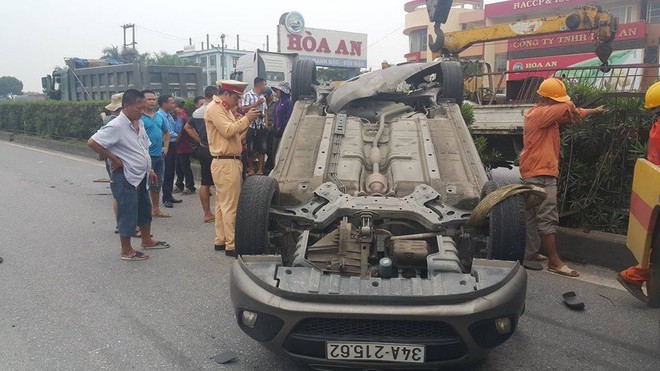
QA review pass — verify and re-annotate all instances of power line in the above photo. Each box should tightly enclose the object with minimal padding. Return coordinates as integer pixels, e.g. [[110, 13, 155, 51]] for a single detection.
[[369, 25, 404, 48]]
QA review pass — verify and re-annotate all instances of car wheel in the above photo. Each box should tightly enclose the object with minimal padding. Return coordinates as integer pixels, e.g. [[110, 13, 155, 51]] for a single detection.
[[481, 179, 526, 262], [235, 175, 279, 255], [440, 61, 464, 106], [292, 59, 317, 103]]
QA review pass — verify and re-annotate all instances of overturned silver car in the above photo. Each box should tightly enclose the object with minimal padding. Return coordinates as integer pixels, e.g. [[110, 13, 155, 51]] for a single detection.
[[230, 60, 527, 369]]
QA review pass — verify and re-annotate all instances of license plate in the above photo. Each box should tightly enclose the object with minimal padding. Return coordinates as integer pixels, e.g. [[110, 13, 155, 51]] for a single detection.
[[326, 342, 425, 363]]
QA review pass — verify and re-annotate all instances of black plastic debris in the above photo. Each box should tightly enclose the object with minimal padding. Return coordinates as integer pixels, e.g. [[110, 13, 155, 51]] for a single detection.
[[212, 352, 237, 364]]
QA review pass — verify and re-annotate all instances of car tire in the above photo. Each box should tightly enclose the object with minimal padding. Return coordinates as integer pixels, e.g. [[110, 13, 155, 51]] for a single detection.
[[292, 59, 317, 103], [235, 175, 279, 255], [440, 61, 464, 106], [481, 179, 526, 262]]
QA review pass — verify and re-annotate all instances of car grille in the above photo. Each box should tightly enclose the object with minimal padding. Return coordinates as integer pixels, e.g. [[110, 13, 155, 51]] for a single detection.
[[284, 318, 467, 362], [292, 318, 458, 340]]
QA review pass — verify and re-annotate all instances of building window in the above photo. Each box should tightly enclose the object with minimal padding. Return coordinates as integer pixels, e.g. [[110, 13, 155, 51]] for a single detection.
[[210, 55, 216, 66], [608, 6, 633, 24], [495, 53, 507, 73], [232, 56, 240, 68], [409, 29, 428, 53], [200, 56, 207, 67], [209, 72, 217, 86], [648, 1, 660, 23], [150, 73, 162, 84]]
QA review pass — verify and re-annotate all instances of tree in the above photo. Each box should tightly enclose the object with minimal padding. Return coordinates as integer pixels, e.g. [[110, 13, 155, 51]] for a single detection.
[[0, 76, 23, 97], [101, 45, 150, 64], [149, 51, 193, 66], [121, 47, 151, 64], [101, 45, 122, 61]]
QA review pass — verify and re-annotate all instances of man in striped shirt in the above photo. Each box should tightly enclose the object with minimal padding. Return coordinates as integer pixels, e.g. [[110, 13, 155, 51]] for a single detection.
[[240, 77, 268, 175]]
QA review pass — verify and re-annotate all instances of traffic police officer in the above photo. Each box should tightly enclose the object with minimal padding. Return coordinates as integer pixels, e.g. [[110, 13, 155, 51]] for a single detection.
[[204, 80, 260, 256]]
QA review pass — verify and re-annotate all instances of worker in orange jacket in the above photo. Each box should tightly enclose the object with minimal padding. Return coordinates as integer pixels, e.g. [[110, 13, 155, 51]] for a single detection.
[[617, 81, 660, 303], [520, 77, 606, 276]]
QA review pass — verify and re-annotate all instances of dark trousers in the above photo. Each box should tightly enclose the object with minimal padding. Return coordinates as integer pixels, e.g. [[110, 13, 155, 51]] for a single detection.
[[265, 131, 280, 173], [175, 153, 195, 191], [162, 143, 177, 202]]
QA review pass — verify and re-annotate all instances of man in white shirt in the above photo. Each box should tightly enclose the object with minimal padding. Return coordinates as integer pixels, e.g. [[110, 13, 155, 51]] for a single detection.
[[88, 89, 171, 261]]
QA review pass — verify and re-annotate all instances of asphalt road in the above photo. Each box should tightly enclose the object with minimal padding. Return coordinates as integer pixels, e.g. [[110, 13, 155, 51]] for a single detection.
[[0, 140, 658, 370]]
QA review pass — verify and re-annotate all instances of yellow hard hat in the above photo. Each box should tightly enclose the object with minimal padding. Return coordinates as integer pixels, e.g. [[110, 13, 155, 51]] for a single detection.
[[644, 81, 660, 109], [537, 77, 571, 102]]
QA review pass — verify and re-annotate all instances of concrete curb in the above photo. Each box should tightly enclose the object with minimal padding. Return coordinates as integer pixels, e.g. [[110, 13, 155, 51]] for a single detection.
[[0, 131, 203, 179], [556, 227, 636, 271], [0, 131, 99, 159], [0, 132, 637, 271]]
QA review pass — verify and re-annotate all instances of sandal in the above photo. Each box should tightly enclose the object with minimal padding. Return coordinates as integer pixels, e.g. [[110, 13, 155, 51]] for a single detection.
[[548, 264, 579, 277], [120, 251, 149, 261], [142, 241, 170, 250], [562, 291, 585, 310], [152, 211, 171, 218], [529, 254, 548, 261]]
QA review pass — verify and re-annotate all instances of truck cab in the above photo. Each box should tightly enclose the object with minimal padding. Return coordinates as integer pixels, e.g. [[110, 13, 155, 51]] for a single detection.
[[231, 50, 298, 90], [231, 49, 317, 102]]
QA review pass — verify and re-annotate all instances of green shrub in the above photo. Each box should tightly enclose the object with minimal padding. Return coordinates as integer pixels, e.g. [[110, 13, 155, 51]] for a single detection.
[[557, 83, 651, 234], [0, 100, 106, 140]]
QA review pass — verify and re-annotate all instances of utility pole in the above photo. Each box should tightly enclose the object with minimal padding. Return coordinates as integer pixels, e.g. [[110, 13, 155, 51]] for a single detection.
[[121, 24, 137, 50], [221, 34, 226, 80]]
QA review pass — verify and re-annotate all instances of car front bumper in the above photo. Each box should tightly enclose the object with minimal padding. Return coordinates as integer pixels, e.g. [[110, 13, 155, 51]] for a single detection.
[[230, 256, 527, 369]]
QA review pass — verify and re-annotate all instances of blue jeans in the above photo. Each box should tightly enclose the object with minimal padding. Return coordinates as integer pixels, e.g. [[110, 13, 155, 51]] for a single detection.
[[162, 145, 176, 202], [149, 156, 164, 192], [111, 170, 152, 237]]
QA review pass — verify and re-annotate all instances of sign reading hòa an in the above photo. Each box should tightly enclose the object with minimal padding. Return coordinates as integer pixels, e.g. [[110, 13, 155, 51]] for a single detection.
[[277, 12, 367, 68]]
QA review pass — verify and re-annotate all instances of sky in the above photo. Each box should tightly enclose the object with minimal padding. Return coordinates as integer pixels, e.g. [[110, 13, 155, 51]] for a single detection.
[[0, 0, 502, 92]]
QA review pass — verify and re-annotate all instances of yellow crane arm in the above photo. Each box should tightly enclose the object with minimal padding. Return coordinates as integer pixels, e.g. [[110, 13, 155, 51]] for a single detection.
[[428, 4, 618, 66]]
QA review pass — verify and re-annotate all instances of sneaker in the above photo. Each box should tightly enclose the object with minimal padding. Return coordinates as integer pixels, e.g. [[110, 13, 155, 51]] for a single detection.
[[170, 197, 183, 203], [173, 187, 184, 194], [163, 201, 174, 208], [616, 273, 649, 303], [182, 188, 196, 195]]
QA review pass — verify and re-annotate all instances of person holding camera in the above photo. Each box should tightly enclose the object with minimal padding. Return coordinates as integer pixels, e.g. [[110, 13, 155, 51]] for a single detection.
[[240, 77, 269, 176], [204, 80, 261, 257]]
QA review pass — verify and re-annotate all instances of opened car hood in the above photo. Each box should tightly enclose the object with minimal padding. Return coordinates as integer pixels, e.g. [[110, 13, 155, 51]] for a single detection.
[[327, 60, 444, 113]]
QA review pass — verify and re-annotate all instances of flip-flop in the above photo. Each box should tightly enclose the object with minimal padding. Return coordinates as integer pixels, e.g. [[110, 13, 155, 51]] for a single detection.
[[529, 254, 548, 261], [152, 212, 171, 218], [562, 291, 585, 310], [523, 260, 543, 270], [616, 274, 649, 303], [548, 264, 579, 277], [142, 241, 170, 250], [120, 251, 149, 261], [204, 217, 215, 223]]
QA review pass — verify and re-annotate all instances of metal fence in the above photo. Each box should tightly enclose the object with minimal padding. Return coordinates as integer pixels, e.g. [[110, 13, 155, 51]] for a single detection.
[[464, 63, 660, 106]]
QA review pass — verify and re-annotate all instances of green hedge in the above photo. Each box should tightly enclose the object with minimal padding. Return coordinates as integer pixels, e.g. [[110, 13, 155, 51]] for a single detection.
[[0, 100, 106, 140], [557, 84, 650, 234]]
